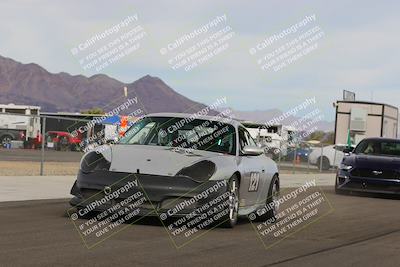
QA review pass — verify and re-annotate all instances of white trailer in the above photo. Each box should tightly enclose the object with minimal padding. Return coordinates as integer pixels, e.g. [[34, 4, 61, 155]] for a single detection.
[[242, 121, 299, 158], [334, 100, 398, 146], [0, 103, 41, 145]]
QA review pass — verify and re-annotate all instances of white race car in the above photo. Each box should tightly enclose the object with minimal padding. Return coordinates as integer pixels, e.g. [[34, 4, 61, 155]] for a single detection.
[[70, 113, 280, 227]]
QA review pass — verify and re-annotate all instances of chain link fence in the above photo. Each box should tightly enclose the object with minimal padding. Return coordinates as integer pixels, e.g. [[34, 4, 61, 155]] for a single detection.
[[0, 113, 111, 176], [263, 139, 342, 174], [1, 112, 343, 175]]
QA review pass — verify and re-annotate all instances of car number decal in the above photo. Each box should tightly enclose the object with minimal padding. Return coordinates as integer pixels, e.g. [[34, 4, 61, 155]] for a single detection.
[[248, 172, 260, 192]]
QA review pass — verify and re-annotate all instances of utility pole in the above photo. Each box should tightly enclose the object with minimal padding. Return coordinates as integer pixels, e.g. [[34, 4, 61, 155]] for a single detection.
[[124, 86, 128, 98]]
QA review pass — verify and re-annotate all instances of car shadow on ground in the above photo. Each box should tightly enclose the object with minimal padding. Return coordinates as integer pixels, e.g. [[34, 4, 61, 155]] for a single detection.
[[64, 205, 250, 229], [337, 190, 400, 200]]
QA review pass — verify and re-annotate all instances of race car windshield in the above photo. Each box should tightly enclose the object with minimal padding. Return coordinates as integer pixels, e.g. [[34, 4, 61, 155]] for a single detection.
[[118, 116, 236, 155], [354, 139, 400, 157]]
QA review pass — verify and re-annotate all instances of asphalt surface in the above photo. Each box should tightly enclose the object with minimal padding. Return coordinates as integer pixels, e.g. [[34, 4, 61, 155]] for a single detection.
[[1, 187, 400, 266]]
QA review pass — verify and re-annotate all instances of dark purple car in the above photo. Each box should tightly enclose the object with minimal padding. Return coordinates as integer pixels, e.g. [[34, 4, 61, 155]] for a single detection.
[[336, 137, 400, 195]]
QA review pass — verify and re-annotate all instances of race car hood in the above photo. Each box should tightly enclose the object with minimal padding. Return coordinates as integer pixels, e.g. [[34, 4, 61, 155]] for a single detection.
[[343, 154, 400, 171], [108, 144, 229, 176]]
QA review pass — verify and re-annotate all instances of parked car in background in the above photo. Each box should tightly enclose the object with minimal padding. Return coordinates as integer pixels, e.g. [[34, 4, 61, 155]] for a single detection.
[[309, 144, 354, 170], [45, 131, 82, 151], [286, 145, 312, 162]]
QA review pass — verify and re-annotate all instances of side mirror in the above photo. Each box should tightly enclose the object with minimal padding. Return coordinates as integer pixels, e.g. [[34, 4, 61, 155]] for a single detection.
[[242, 145, 264, 156], [343, 147, 353, 155]]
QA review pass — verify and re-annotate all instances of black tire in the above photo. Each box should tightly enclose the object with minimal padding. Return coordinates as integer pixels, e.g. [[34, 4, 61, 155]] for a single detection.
[[257, 174, 280, 222], [219, 175, 240, 228], [335, 176, 346, 195], [0, 135, 13, 146], [334, 176, 339, 193], [318, 156, 330, 170]]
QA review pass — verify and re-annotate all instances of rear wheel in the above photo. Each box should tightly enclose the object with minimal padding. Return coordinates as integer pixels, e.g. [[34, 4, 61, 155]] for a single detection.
[[0, 135, 13, 146], [318, 156, 330, 170], [219, 175, 239, 228]]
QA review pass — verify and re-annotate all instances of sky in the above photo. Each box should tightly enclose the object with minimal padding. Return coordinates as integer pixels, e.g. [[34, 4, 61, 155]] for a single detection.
[[0, 0, 399, 122]]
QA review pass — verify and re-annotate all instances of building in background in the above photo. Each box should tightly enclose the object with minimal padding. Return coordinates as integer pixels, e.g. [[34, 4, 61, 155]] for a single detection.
[[334, 100, 398, 146]]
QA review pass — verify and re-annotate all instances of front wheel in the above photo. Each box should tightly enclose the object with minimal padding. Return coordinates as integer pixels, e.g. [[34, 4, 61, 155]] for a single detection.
[[257, 174, 280, 222], [219, 175, 239, 228], [335, 175, 346, 195]]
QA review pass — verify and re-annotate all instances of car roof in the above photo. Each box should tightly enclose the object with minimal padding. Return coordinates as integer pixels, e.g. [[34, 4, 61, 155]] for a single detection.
[[144, 112, 243, 128], [360, 137, 400, 142]]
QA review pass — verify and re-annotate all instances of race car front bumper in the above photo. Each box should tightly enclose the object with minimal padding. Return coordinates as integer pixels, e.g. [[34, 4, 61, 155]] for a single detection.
[[70, 170, 229, 217], [336, 169, 400, 195]]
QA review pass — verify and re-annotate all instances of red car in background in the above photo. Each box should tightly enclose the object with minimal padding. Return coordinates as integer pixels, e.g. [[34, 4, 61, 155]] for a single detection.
[[44, 131, 82, 151]]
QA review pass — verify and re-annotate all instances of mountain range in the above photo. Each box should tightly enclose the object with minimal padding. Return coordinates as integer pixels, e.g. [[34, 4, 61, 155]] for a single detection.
[[0, 55, 212, 114], [0, 55, 333, 131]]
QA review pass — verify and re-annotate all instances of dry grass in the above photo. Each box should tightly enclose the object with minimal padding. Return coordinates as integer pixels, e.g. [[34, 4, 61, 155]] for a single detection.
[[0, 161, 79, 176]]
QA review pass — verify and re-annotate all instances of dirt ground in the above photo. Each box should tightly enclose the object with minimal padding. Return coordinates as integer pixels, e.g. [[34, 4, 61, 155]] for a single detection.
[[0, 149, 335, 175], [0, 160, 331, 176], [0, 161, 79, 176]]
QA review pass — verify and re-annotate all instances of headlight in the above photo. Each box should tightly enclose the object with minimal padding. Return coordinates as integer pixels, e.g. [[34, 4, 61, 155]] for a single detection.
[[176, 160, 216, 182], [81, 152, 111, 173], [339, 163, 353, 171]]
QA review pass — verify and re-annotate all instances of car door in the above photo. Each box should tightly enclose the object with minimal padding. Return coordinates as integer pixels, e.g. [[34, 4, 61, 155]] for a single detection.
[[237, 127, 268, 207]]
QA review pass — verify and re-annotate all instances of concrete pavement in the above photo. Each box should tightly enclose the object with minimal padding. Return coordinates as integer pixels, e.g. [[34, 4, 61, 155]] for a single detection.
[[0, 175, 76, 202]]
